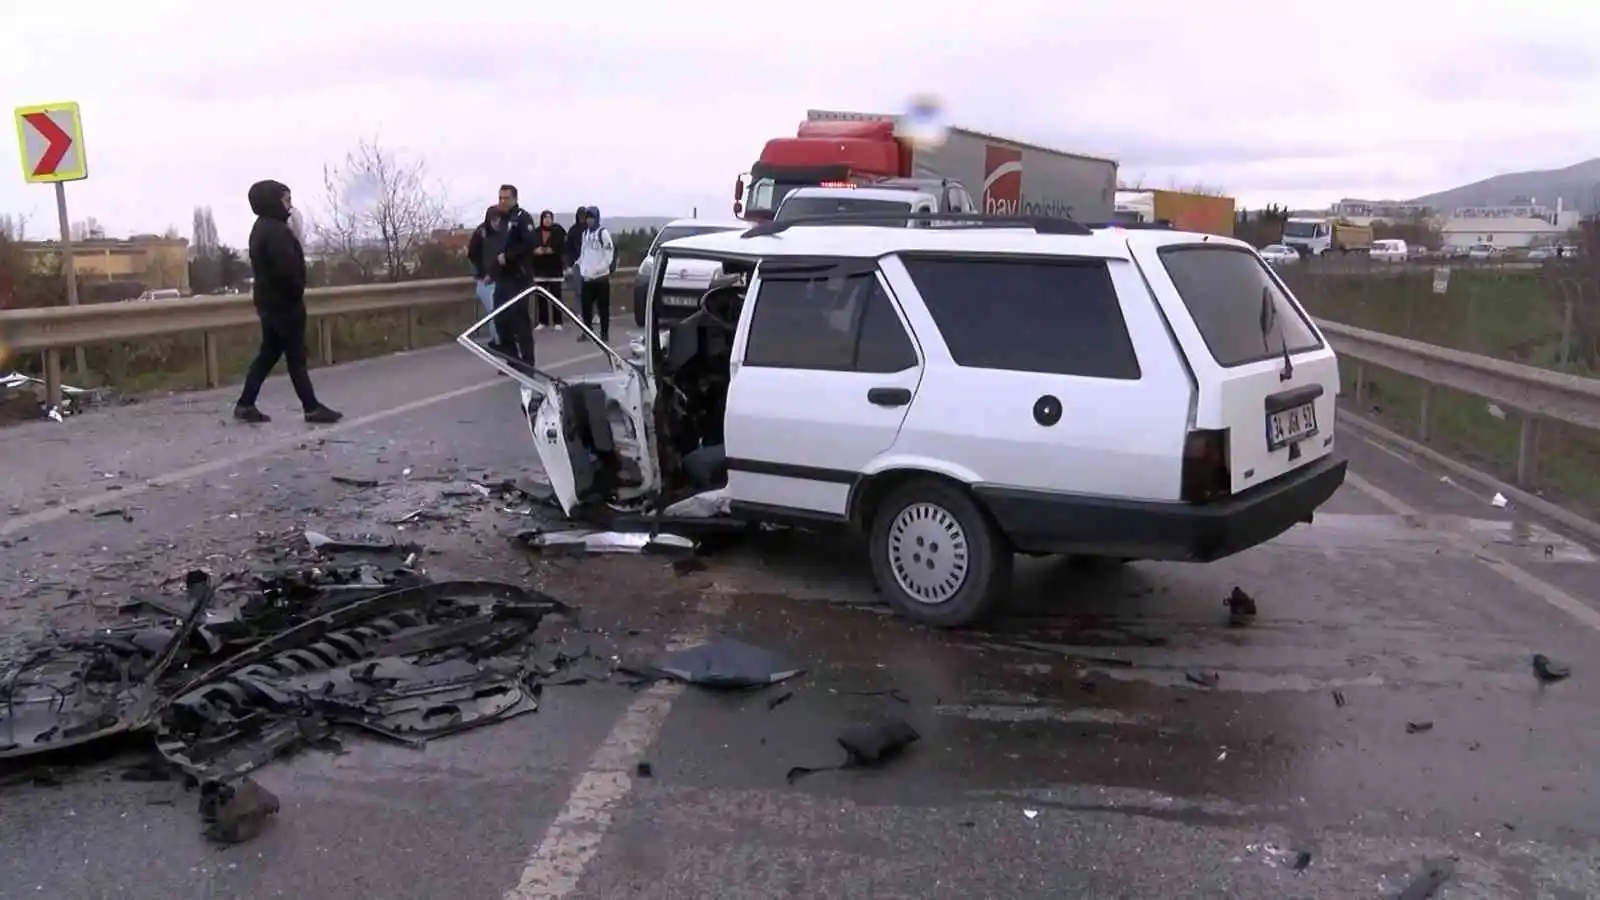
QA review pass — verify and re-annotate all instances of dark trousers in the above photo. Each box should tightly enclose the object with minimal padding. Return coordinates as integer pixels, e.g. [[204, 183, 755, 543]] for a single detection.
[[238, 304, 320, 410], [533, 278, 565, 326], [494, 278, 535, 362], [580, 277, 611, 341]]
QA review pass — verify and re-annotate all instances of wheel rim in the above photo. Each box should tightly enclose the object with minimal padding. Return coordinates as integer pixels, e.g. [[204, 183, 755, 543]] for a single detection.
[[886, 502, 970, 605]]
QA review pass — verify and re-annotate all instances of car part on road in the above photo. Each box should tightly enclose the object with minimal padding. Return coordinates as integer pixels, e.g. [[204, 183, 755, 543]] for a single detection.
[[1532, 653, 1571, 682], [1, 534, 596, 845], [515, 528, 697, 557], [1396, 858, 1455, 899], [785, 717, 921, 784], [627, 638, 803, 689], [1224, 586, 1257, 627]]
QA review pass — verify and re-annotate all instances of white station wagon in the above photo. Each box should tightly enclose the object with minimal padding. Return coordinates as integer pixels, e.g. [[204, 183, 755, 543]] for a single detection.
[[460, 214, 1348, 627]]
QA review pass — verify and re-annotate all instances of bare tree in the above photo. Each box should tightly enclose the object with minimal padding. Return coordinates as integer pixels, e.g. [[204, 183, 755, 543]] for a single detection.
[[191, 206, 219, 259], [71, 217, 105, 241], [1165, 180, 1228, 197], [315, 137, 449, 282], [0, 213, 27, 241]]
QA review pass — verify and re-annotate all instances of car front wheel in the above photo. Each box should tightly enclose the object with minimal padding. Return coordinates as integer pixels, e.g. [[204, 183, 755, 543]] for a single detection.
[[867, 479, 1012, 628]]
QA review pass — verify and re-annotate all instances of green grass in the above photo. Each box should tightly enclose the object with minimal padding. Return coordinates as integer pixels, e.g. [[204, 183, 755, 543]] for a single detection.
[[1307, 267, 1600, 518]]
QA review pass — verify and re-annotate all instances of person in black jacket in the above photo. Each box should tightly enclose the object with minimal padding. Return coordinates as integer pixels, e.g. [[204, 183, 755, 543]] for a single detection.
[[563, 206, 587, 315], [465, 205, 504, 348], [234, 180, 341, 424], [492, 184, 538, 362], [531, 210, 567, 330]]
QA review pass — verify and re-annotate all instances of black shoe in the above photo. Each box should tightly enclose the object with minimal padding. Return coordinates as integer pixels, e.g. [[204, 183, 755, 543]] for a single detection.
[[304, 406, 343, 424], [233, 405, 270, 424]]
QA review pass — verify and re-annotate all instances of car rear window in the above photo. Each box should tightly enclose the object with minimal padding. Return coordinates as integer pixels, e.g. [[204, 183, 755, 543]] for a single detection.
[[1158, 246, 1323, 367], [901, 256, 1141, 379], [776, 197, 911, 221]]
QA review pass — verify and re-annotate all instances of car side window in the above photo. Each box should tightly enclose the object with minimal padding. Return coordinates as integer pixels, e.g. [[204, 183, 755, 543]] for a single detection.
[[744, 266, 918, 373], [901, 255, 1141, 380]]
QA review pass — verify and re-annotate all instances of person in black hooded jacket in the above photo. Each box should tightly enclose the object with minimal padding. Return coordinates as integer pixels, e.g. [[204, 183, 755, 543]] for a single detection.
[[234, 180, 341, 424], [530, 210, 567, 330]]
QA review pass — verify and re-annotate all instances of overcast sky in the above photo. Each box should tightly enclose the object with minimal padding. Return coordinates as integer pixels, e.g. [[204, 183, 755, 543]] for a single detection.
[[3, 0, 1596, 246]]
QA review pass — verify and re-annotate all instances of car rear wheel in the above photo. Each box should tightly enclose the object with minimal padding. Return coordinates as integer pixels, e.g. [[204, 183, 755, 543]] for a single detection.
[[868, 479, 1012, 628]]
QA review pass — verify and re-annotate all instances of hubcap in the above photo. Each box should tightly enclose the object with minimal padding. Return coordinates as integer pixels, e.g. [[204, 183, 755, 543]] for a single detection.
[[887, 502, 970, 605]]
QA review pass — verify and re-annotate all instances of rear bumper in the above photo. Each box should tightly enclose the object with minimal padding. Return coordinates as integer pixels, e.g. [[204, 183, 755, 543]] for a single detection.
[[975, 455, 1348, 562]]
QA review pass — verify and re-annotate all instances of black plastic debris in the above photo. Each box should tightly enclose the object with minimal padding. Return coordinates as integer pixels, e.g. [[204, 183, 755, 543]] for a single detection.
[[331, 476, 380, 488], [199, 777, 280, 844], [1332, 690, 1347, 708], [1396, 858, 1454, 899], [304, 530, 416, 555], [786, 718, 920, 784], [1405, 720, 1434, 734], [1224, 586, 1257, 627], [627, 638, 803, 689], [1532, 653, 1570, 683], [1291, 850, 1312, 871], [1185, 669, 1221, 689]]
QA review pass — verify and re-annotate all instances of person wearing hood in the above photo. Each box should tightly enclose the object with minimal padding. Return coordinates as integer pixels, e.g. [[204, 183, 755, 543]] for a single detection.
[[234, 180, 341, 424], [466, 205, 505, 349], [530, 210, 567, 331], [491, 184, 539, 363], [563, 206, 587, 312], [575, 205, 616, 342]]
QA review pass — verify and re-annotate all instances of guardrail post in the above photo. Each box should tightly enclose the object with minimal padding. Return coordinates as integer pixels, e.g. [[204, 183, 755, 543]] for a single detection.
[[317, 319, 334, 366], [405, 307, 419, 350], [1352, 361, 1367, 405], [202, 332, 221, 387], [1417, 384, 1434, 443], [43, 349, 63, 410], [1516, 416, 1540, 487]]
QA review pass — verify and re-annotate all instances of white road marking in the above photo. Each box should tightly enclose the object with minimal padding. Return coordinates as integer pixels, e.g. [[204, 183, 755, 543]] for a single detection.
[[1344, 470, 1600, 631], [504, 595, 732, 899], [0, 352, 603, 539]]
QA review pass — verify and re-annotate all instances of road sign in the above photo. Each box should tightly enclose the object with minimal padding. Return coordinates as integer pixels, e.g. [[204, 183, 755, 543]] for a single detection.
[[13, 102, 87, 184], [1432, 266, 1451, 295]]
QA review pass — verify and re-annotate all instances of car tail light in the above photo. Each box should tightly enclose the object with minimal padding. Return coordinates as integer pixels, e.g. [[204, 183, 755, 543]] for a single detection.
[[1180, 428, 1231, 504]]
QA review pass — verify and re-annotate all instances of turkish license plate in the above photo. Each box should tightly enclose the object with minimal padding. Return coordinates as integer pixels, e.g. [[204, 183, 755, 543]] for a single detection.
[[661, 294, 699, 308], [1267, 402, 1318, 450]]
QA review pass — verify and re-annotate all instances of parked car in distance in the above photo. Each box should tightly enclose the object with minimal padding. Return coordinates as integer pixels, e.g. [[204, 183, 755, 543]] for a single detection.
[[1259, 244, 1299, 266], [632, 218, 749, 328], [1370, 239, 1409, 263], [1467, 243, 1496, 261]]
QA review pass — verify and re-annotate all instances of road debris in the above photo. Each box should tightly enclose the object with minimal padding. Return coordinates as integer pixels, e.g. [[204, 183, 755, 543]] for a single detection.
[[786, 717, 920, 784], [1224, 586, 1256, 627], [1396, 858, 1455, 899], [1406, 720, 1434, 734], [626, 638, 803, 689], [1185, 669, 1221, 688], [1, 371, 109, 423], [1532, 653, 1571, 682], [331, 475, 381, 488], [1, 532, 598, 844], [515, 529, 697, 557], [1332, 690, 1347, 708], [1491, 492, 1509, 509]]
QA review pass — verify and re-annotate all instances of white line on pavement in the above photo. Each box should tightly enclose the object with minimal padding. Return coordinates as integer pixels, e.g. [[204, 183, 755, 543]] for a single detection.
[[1343, 469, 1600, 632], [504, 594, 732, 900], [0, 352, 604, 539]]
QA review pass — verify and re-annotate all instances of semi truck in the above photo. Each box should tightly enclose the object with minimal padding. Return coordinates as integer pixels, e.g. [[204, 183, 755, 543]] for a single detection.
[[1113, 189, 1236, 237], [734, 109, 1118, 224], [1281, 218, 1373, 256]]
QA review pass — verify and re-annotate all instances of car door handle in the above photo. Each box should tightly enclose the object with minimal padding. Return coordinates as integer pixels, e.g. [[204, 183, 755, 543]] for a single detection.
[[867, 387, 912, 407]]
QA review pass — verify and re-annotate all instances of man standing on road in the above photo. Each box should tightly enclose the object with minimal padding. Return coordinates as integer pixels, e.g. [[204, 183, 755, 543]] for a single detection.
[[466, 205, 504, 350], [531, 210, 567, 332], [576, 205, 616, 343], [564, 206, 587, 323], [492, 184, 538, 363], [234, 180, 341, 425]]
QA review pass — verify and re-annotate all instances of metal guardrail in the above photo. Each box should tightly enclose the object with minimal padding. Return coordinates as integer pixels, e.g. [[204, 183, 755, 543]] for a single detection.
[[2, 266, 1597, 493], [1321, 320, 1600, 487], [0, 270, 639, 405]]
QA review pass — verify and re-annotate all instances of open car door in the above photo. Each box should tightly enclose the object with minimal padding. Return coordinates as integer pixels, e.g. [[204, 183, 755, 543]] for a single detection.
[[455, 284, 658, 516]]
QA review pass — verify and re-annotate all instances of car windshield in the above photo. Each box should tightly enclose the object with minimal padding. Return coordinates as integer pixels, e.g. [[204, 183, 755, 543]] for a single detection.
[[1263, 245, 1289, 253], [1160, 245, 1323, 367], [775, 196, 912, 221], [1282, 221, 1319, 238], [649, 225, 741, 256], [746, 179, 811, 216]]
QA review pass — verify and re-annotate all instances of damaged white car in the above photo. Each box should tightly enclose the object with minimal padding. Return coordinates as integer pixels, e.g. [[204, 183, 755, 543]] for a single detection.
[[459, 213, 1348, 628]]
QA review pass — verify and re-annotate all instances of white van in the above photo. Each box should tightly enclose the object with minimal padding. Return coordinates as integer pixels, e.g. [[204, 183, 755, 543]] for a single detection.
[[1370, 239, 1409, 263]]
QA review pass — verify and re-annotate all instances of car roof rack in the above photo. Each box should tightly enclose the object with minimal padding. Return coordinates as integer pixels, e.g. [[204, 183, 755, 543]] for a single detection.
[[742, 211, 1093, 238], [1089, 221, 1176, 230]]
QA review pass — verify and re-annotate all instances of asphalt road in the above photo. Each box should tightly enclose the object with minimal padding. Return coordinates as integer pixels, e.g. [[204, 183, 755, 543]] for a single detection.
[[2, 331, 1598, 899]]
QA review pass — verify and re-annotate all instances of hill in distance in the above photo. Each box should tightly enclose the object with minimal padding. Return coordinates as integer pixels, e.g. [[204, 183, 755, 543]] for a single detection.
[[1408, 157, 1600, 214]]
